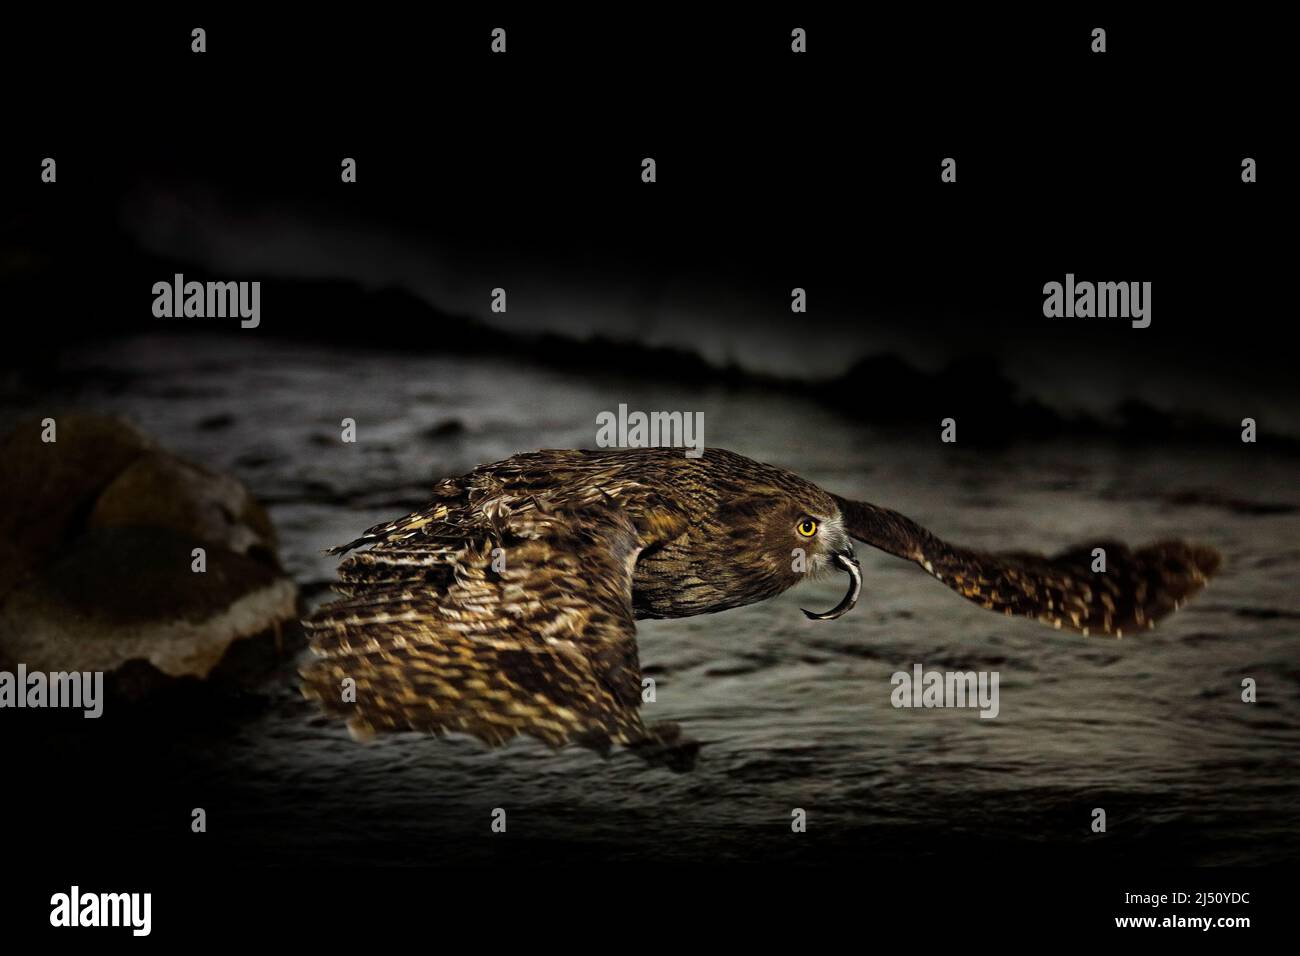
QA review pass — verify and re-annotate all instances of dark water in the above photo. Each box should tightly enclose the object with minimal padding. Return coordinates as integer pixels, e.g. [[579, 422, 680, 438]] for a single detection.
[[6, 333, 1299, 867]]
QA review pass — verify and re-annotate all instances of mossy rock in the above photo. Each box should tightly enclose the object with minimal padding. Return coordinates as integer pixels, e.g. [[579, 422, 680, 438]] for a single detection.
[[0, 415, 154, 597], [0, 413, 299, 686], [0, 527, 297, 679], [90, 450, 279, 562]]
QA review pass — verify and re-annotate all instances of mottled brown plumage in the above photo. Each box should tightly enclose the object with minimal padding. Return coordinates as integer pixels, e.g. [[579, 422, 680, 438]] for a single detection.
[[301, 447, 1220, 769]]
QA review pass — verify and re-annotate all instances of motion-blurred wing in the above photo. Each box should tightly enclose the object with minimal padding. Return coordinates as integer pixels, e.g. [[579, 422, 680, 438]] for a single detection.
[[302, 503, 694, 767], [835, 496, 1221, 636]]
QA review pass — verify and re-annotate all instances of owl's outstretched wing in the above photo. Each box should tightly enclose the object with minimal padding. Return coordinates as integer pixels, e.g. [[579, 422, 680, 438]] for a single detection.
[[834, 496, 1221, 636], [301, 502, 696, 769]]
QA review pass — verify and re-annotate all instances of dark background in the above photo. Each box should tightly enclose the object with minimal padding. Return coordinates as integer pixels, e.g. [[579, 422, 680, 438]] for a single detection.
[[1, 11, 1284, 385], [1, 8, 1290, 941]]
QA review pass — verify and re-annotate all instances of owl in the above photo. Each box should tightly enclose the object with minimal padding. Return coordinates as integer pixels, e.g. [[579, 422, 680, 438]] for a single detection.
[[302, 448, 1219, 770]]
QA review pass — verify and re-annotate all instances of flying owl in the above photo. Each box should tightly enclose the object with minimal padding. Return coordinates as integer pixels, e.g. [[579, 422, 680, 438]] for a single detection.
[[301, 447, 1220, 770]]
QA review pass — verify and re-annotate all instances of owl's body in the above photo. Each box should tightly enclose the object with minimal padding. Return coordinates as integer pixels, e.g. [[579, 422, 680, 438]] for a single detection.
[[302, 446, 1220, 770], [332, 447, 845, 620]]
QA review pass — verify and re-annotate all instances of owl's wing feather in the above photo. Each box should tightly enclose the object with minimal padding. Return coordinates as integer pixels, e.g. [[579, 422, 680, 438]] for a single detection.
[[302, 501, 696, 769], [834, 496, 1221, 636]]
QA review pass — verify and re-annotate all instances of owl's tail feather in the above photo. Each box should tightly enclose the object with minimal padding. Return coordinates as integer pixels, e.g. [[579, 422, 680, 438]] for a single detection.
[[833, 496, 1221, 637]]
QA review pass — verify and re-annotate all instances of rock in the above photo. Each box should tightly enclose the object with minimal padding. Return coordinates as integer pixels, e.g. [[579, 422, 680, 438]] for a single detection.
[[0, 413, 299, 686], [90, 450, 279, 562], [0, 415, 153, 598], [196, 413, 236, 431], [0, 527, 296, 679], [422, 418, 466, 439]]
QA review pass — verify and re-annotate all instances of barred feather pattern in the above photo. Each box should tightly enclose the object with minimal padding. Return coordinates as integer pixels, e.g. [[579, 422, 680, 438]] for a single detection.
[[303, 480, 699, 769], [303, 447, 1221, 770], [833, 497, 1222, 637]]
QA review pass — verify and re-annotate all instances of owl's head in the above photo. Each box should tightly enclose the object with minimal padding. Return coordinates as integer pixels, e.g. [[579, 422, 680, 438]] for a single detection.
[[714, 486, 861, 619]]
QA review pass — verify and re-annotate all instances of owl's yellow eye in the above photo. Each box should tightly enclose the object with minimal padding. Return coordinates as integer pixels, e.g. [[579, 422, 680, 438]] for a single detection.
[[797, 518, 818, 537]]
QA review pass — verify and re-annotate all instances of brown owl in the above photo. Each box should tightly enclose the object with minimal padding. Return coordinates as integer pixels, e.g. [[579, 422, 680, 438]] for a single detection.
[[301, 447, 1220, 770]]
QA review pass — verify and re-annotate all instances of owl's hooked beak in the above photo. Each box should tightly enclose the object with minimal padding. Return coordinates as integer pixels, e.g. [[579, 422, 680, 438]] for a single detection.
[[801, 550, 862, 621]]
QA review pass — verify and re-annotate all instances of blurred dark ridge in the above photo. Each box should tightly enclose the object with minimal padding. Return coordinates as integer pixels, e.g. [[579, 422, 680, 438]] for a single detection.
[[3, 249, 1295, 455]]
